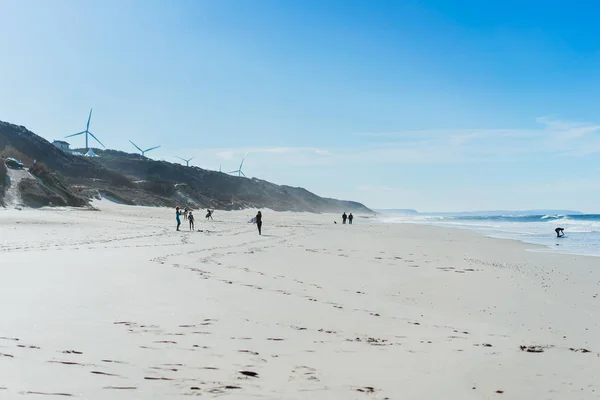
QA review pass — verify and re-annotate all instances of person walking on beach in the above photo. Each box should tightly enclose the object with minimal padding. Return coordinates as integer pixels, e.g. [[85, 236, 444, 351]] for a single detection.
[[342, 212, 347, 224], [256, 211, 263, 235], [348, 213, 354, 224], [175, 207, 183, 231], [188, 211, 195, 231], [555, 227, 565, 237], [183, 207, 188, 221], [206, 209, 213, 220]]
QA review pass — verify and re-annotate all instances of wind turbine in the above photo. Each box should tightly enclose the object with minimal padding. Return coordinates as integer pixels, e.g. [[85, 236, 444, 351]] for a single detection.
[[129, 140, 160, 157], [175, 156, 194, 167], [229, 153, 247, 177], [65, 108, 105, 150]]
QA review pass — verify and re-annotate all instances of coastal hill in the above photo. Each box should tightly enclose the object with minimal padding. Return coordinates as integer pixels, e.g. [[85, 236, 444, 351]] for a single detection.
[[0, 120, 372, 213]]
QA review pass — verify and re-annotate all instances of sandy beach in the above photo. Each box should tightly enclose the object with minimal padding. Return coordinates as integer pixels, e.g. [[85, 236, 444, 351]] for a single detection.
[[1, 201, 599, 399]]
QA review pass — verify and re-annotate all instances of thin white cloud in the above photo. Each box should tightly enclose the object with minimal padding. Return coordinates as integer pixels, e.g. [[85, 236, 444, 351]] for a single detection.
[[166, 117, 600, 170]]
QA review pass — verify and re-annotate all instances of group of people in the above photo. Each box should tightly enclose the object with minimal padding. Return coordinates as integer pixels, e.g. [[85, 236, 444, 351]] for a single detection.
[[175, 207, 263, 235], [341, 212, 354, 224], [175, 207, 215, 231]]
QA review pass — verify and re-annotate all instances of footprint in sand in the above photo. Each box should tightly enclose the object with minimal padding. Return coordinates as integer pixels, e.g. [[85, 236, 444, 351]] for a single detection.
[[48, 361, 87, 366], [21, 392, 74, 397], [290, 366, 319, 382], [91, 371, 120, 377], [355, 386, 376, 393], [239, 350, 260, 355]]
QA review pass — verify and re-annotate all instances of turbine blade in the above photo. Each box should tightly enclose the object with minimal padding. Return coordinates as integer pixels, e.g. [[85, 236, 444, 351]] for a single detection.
[[241, 171, 246, 177], [129, 140, 143, 153], [144, 145, 161, 153], [228, 170, 238, 174], [65, 131, 85, 138], [187, 157, 194, 162], [175, 156, 185, 162], [88, 131, 105, 148], [87, 109, 93, 130]]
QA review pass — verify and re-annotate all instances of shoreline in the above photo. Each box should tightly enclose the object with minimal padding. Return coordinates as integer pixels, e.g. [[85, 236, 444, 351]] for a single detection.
[[375, 216, 600, 258], [1, 203, 599, 399]]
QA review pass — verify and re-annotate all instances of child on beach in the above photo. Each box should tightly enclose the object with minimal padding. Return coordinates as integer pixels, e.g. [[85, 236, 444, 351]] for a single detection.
[[348, 213, 354, 224], [206, 209, 213, 220], [188, 211, 195, 231]]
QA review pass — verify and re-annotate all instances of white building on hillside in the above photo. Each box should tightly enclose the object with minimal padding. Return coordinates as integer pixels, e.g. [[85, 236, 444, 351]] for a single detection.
[[52, 140, 70, 152]]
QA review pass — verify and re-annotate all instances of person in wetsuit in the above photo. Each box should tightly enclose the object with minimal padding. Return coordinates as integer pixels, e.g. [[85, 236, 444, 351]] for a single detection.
[[342, 212, 347, 224], [175, 207, 183, 231], [256, 211, 263, 235], [555, 227, 565, 237], [206, 209, 213, 220], [348, 213, 354, 225]]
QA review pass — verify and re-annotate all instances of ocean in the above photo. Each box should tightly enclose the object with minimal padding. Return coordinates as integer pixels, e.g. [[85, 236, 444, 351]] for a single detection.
[[378, 213, 600, 257]]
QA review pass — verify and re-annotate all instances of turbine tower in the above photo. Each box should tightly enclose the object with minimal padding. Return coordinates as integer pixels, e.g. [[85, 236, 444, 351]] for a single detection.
[[65, 108, 105, 150], [129, 140, 160, 157], [175, 156, 194, 167], [229, 154, 247, 177]]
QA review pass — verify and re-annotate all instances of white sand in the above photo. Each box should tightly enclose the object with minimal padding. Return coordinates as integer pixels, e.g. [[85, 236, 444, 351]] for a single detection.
[[1, 201, 599, 399]]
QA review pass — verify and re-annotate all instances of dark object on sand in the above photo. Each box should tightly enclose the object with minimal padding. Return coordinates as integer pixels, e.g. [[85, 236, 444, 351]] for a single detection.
[[520, 345, 544, 353], [356, 387, 375, 393], [569, 347, 591, 353], [238, 370, 259, 377]]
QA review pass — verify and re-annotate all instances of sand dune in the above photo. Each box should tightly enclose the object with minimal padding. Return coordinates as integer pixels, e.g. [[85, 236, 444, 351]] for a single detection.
[[1, 201, 599, 399]]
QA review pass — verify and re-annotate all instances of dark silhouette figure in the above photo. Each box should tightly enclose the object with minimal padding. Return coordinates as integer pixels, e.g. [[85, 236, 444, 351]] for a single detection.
[[183, 207, 188, 221], [342, 212, 347, 224], [256, 211, 263, 235], [188, 211, 195, 231], [175, 207, 182, 231], [348, 213, 354, 225], [206, 209, 213, 220], [555, 227, 565, 237]]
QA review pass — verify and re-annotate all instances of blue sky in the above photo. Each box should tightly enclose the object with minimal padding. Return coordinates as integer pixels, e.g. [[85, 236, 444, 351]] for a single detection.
[[1, 0, 599, 212]]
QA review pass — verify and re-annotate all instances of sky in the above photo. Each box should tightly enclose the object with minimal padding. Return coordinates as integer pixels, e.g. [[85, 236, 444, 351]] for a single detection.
[[1, 0, 599, 212]]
